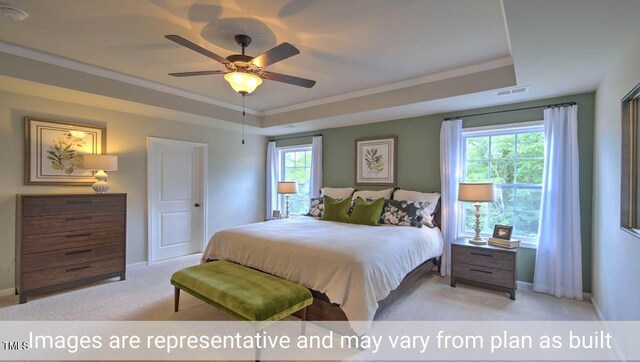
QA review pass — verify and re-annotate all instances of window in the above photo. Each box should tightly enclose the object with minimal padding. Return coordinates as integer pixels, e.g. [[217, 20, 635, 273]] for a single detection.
[[461, 123, 545, 243], [278, 146, 312, 215]]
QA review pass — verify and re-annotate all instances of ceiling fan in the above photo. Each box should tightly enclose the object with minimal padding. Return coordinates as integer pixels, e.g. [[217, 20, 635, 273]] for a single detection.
[[165, 34, 316, 95]]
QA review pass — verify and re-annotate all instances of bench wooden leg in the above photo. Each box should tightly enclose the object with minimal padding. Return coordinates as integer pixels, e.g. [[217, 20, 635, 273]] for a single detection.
[[255, 344, 261, 362], [174, 287, 180, 312], [301, 306, 308, 335]]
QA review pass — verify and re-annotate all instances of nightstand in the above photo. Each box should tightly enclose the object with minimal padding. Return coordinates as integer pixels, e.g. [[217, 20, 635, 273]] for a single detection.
[[450, 237, 517, 300]]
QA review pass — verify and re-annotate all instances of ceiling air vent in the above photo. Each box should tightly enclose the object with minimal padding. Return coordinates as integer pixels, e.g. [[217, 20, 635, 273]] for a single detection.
[[493, 86, 530, 97]]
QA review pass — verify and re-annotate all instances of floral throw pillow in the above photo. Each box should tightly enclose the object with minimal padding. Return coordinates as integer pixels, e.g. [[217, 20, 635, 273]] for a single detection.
[[350, 196, 376, 210], [380, 200, 428, 227], [306, 197, 325, 217]]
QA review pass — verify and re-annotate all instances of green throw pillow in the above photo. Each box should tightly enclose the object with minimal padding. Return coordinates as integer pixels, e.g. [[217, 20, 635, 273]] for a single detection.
[[320, 196, 351, 223], [349, 197, 385, 226]]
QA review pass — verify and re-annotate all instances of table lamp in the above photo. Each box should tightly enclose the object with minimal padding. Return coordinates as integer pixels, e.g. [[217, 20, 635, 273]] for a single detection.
[[81, 154, 118, 193], [458, 182, 496, 245], [277, 181, 299, 218]]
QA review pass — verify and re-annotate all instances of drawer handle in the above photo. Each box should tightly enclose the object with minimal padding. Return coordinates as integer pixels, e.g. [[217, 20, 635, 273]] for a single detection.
[[470, 252, 493, 258], [65, 233, 93, 238], [65, 249, 92, 255], [470, 268, 493, 275], [65, 216, 93, 222], [66, 200, 93, 204], [65, 265, 91, 272]]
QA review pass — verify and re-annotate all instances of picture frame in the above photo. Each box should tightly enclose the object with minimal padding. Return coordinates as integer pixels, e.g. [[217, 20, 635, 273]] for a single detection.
[[493, 225, 513, 240], [24, 117, 106, 185], [272, 210, 281, 219], [620, 82, 640, 237], [355, 136, 397, 185]]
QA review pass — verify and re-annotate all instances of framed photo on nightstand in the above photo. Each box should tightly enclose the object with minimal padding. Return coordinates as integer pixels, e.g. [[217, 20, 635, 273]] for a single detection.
[[493, 225, 513, 240]]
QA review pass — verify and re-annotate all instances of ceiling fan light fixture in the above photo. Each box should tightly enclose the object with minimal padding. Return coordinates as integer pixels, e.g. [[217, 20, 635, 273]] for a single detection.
[[224, 71, 262, 95]]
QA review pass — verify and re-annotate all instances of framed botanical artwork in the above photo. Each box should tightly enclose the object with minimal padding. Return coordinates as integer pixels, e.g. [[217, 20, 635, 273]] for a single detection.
[[24, 117, 106, 185], [493, 225, 513, 240], [355, 136, 397, 185]]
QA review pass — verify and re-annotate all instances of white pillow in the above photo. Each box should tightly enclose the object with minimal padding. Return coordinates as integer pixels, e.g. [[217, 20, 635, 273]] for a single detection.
[[393, 190, 441, 227], [352, 188, 394, 201], [320, 187, 355, 199]]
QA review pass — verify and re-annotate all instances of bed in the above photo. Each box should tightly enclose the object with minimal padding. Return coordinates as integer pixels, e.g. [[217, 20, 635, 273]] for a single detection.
[[201, 217, 443, 334]]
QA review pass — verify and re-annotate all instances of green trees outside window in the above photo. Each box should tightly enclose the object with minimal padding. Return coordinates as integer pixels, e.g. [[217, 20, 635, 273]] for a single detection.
[[463, 127, 544, 240], [279, 147, 312, 215]]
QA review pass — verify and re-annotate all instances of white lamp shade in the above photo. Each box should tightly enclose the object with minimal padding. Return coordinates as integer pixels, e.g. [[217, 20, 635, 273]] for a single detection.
[[224, 72, 262, 94], [458, 182, 495, 202], [277, 181, 299, 194], [82, 154, 118, 171]]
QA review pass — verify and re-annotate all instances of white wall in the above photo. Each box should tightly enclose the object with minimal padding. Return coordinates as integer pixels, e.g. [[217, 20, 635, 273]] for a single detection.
[[0, 90, 267, 291], [592, 29, 640, 320]]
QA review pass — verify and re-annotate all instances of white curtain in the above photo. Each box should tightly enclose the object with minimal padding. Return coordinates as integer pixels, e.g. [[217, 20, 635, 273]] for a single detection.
[[265, 141, 278, 219], [533, 105, 583, 300], [439, 119, 463, 276], [310, 135, 323, 198]]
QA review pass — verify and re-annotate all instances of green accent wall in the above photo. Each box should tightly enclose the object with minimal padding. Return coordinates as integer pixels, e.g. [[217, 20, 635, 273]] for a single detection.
[[272, 92, 595, 292]]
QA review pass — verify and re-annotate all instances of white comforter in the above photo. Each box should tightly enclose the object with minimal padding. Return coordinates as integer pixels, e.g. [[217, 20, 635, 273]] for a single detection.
[[201, 217, 443, 333]]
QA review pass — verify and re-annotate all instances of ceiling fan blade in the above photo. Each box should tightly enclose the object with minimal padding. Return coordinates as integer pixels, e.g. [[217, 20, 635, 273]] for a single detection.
[[165, 35, 229, 64], [251, 42, 300, 68], [260, 71, 316, 88], [168, 70, 227, 77]]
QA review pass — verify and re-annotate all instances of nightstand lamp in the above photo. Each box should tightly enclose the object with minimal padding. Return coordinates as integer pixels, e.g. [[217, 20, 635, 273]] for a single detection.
[[458, 182, 495, 245], [81, 154, 118, 193], [277, 181, 298, 218]]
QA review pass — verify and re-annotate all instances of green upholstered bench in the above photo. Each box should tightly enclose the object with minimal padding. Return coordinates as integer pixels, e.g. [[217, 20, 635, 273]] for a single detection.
[[171, 260, 312, 323]]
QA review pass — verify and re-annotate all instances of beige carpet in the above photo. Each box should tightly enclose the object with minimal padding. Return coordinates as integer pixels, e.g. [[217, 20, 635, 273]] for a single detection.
[[0, 253, 596, 322]]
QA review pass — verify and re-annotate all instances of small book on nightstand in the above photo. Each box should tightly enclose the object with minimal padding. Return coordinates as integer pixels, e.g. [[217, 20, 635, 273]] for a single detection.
[[488, 238, 520, 249]]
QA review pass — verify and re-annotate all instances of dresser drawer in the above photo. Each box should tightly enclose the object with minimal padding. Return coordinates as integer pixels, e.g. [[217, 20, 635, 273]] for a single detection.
[[22, 242, 124, 273], [22, 212, 124, 236], [452, 262, 514, 289], [22, 227, 124, 254], [22, 195, 125, 217], [22, 257, 124, 292], [452, 244, 515, 271]]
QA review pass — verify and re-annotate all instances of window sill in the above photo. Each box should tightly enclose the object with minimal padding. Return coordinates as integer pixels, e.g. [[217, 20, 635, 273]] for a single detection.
[[518, 241, 538, 250]]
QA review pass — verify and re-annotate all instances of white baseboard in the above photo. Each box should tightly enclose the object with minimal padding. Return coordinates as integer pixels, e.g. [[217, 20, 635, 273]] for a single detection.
[[516, 280, 591, 300], [516, 280, 533, 291], [591, 296, 605, 320], [590, 297, 627, 361], [0, 287, 15, 297], [126, 261, 148, 269]]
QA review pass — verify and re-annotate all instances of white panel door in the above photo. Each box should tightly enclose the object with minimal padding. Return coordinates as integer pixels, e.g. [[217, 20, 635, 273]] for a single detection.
[[148, 138, 206, 262]]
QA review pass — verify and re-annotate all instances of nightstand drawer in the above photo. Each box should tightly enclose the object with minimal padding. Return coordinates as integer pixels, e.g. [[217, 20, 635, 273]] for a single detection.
[[452, 262, 514, 289], [452, 244, 515, 271]]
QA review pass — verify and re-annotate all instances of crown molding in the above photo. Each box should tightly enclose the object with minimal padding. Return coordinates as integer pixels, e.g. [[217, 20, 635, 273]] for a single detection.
[[263, 56, 513, 116], [0, 40, 262, 116]]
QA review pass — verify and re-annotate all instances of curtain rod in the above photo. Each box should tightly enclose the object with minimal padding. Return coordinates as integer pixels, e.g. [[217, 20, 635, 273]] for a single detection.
[[443, 101, 577, 121], [270, 133, 322, 142]]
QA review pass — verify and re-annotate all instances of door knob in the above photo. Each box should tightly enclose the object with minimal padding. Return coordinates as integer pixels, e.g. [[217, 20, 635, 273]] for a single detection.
[[194, 203, 201, 207]]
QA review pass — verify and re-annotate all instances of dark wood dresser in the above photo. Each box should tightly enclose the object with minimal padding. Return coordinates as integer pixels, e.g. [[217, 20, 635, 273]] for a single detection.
[[451, 237, 517, 300], [15, 194, 127, 303]]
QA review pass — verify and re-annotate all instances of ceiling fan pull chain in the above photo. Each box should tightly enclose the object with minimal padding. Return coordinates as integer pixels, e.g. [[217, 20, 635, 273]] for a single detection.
[[242, 94, 245, 145]]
